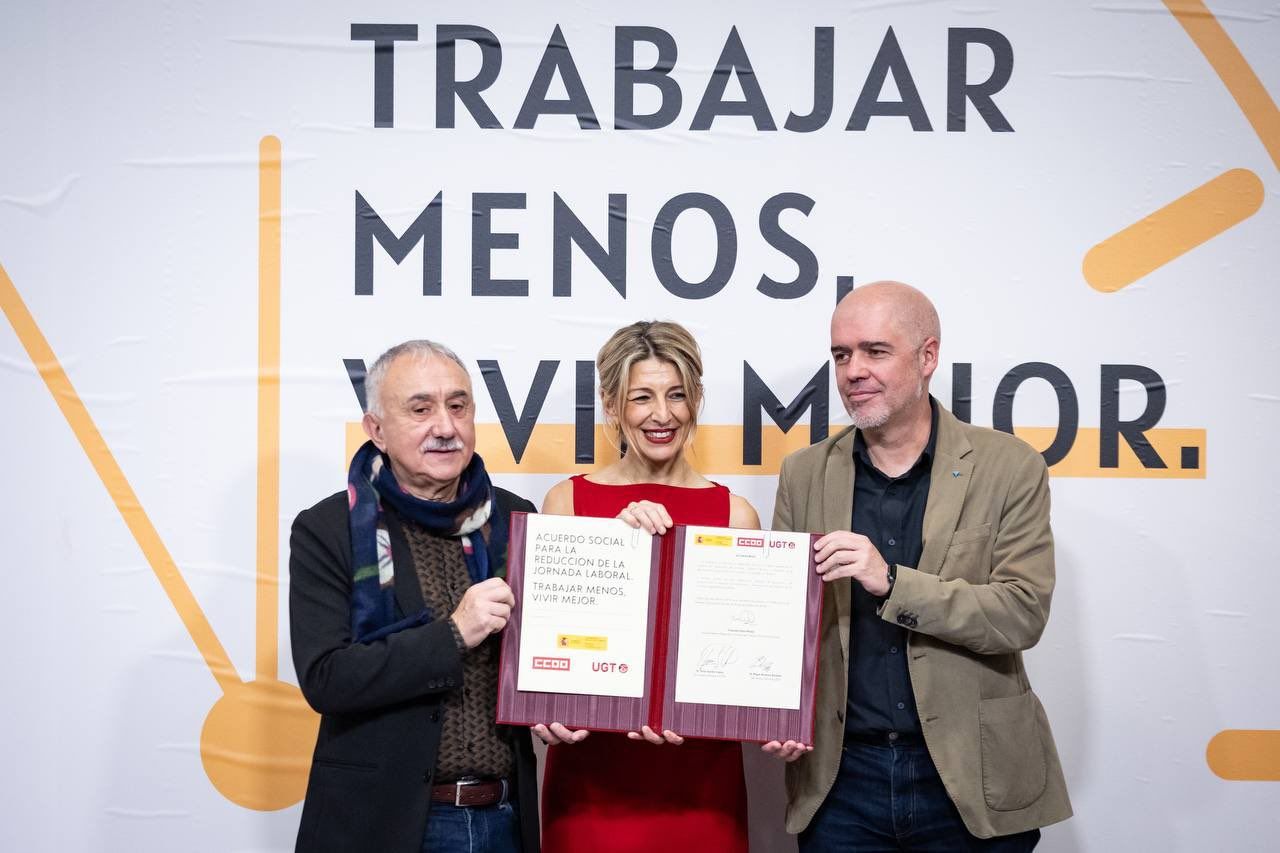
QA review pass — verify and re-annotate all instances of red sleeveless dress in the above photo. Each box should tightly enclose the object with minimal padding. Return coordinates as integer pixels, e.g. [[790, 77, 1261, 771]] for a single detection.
[[539, 475, 749, 853]]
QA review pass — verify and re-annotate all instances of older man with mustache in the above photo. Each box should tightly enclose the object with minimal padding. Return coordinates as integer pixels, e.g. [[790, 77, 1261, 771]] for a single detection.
[[289, 340, 539, 853]]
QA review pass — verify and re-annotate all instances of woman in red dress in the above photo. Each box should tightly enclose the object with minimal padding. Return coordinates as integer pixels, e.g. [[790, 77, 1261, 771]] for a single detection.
[[535, 321, 761, 853]]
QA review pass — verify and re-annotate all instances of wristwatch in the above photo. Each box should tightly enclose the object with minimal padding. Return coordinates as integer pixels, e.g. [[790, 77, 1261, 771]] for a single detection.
[[885, 562, 897, 596]]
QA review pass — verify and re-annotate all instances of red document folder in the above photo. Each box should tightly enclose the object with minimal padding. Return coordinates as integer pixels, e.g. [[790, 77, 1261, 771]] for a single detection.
[[497, 512, 824, 743]]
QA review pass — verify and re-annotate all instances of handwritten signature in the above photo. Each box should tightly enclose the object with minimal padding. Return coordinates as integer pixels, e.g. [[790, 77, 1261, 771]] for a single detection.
[[697, 643, 739, 674], [748, 656, 775, 675], [728, 610, 758, 627]]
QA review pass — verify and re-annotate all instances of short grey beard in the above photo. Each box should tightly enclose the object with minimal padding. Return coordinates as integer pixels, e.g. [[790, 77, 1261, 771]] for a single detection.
[[847, 376, 926, 431], [848, 407, 890, 430]]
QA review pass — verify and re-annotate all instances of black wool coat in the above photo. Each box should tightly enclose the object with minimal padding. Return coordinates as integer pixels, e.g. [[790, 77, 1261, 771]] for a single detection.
[[289, 487, 539, 853]]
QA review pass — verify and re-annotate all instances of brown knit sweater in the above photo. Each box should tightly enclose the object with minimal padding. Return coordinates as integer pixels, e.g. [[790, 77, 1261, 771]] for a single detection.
[[401, 519, 513, 782]]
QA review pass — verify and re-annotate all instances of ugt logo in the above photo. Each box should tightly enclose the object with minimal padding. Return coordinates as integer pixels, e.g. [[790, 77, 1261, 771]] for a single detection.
[[592, 661, 630, 674]]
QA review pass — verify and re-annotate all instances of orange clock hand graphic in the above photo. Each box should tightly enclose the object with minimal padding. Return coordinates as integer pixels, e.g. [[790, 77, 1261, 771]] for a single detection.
[[0, 136, 318, 811], [1082, 0, 1280, 781]]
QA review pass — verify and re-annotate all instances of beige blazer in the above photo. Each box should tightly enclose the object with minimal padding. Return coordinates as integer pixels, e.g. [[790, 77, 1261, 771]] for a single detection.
[[773, 403, 1072, 839]]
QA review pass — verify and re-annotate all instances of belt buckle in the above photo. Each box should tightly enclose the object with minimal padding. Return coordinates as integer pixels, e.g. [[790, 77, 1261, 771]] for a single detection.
[[453, 777, 480, 807]]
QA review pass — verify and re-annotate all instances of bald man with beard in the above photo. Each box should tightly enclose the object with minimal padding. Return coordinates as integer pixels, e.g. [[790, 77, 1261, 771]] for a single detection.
[[764, 283, 1072, 850]]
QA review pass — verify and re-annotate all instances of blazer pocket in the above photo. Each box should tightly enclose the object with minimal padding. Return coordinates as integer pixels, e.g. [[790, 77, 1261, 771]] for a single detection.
[[949, 522, 992, 547], [940, 523, 992, 581], [978, 691, 1047, 812]]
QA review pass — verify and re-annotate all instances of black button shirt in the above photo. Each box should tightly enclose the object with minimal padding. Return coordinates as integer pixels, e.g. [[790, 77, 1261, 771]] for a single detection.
[[846, 400, 938, 739]]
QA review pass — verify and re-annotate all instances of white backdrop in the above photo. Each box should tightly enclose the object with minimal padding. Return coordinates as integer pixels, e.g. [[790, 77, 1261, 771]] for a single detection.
[[2, 2, 1278, 850]]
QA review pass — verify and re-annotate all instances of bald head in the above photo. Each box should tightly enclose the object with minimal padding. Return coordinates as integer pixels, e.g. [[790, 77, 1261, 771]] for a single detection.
[[829, 281, 940, 432], [834, 281, 940, 349]]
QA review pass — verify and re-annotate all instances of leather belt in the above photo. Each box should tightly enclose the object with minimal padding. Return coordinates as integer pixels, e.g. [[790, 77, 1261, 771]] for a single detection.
[[430, 777, 508, 807], [845, 731, 925, 748]]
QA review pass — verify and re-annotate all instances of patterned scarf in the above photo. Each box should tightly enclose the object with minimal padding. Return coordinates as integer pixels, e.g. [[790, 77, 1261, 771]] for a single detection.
[[346, 440, 509, 643]]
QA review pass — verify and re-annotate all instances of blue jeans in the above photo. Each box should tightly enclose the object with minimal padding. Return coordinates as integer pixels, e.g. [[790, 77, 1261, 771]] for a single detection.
[[800, 739, 1040, 852], [422, 799, 521, 853]]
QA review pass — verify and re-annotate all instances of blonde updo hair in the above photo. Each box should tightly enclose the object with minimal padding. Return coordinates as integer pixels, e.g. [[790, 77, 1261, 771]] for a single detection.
[[597, 321, 704, 438]]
